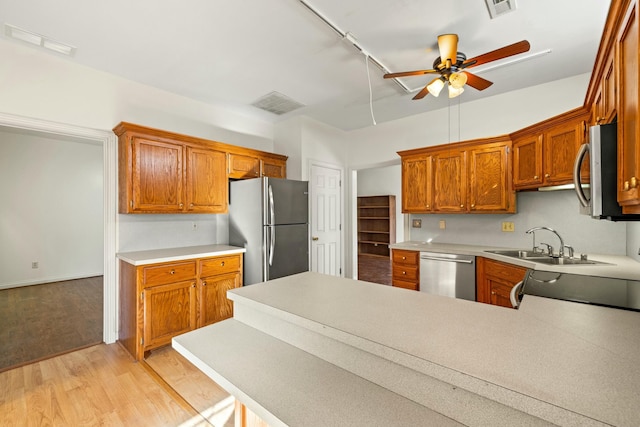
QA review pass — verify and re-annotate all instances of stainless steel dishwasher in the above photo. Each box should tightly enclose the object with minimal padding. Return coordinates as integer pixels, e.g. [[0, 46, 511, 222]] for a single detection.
[[419, 252, 476, 301]]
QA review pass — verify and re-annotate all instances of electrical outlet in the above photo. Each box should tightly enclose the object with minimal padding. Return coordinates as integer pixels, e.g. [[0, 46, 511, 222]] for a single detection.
[[439, 220, 446, 230], [32, 261, 39, 269], [412, 219, 422, 228], [501, 221, 515, 232]]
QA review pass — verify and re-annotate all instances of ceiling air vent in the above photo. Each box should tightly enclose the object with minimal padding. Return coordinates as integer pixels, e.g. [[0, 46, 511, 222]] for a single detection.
[[485, 0, 517, 19], [251, 91, 305, 115]]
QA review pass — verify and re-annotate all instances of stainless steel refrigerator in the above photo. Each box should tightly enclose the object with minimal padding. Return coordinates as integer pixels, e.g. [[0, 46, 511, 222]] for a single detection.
[[229, 177, 309, 285]]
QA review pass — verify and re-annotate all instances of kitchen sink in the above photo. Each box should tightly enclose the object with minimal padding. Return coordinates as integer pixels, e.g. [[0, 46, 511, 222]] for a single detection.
[[486, 250, 612, 266], [485, 249, 549, 259], [532, 257, 607, 265]]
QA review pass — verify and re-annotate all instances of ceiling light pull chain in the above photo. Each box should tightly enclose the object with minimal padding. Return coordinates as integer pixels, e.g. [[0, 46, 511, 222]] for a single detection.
[[365, 54, 377, 126], [458, 96, 461, 142]]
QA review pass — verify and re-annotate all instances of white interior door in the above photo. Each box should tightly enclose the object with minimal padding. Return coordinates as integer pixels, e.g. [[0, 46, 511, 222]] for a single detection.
[[310, 164, 342, 276]]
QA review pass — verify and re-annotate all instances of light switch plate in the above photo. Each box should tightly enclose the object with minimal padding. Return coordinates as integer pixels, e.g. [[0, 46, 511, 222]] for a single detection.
[[412, 219, 422, 228], [439, 220, 446, 230]]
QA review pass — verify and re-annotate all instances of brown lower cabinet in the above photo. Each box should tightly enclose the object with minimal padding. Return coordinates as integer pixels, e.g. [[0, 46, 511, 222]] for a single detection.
[[391, 249, 419, 291], [476, 257, 527, 309], [119, 253, 243, 360]]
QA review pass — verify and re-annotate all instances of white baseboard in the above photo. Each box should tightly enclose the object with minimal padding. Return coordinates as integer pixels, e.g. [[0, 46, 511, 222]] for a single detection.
[[0, 272, 104, 290]]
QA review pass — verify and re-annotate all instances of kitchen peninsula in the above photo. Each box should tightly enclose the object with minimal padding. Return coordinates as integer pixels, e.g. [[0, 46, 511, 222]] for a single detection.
[[174, 271, 640, 427]]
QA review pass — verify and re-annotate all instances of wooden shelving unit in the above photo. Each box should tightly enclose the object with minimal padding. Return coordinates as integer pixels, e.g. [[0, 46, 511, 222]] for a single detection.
[[357, 195, 396, 258]]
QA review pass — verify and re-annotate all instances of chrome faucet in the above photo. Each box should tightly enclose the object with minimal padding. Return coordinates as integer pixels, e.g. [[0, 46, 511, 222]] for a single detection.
[[525, 226, 565, 258]]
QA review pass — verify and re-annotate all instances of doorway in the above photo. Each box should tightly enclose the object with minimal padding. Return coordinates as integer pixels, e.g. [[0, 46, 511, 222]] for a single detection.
[[0, 112, 118, 344], [353, 163, 405, 283]]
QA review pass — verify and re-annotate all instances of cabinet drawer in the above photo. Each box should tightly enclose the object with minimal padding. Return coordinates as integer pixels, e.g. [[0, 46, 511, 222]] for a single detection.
[[392, 265, 418, 281], [200, 254, 241, 277], [392, 250, 419, 265], [483, 258, 527, 283], [392, 279, 418, 291], [142, 261, 197, 286]]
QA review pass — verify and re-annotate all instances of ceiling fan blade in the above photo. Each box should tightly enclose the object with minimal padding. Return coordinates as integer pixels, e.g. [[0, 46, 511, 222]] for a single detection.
[[412, 84, 431, 100], [437, 34, 458, 64], [463, 72, 493, 91], [462, 40, 530, 69], [384, 69, 438, 79]]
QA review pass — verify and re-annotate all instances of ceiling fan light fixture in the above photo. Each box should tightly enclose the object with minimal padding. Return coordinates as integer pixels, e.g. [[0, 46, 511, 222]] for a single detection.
[[427, 78, 445, 97], [449, 72, 467, 89], [448, 85, 464, 98]]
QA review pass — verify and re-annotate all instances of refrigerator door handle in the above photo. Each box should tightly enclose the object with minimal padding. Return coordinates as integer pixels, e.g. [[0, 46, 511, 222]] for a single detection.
[[268, 226, 275, 266], [268, 184, 275, 225]]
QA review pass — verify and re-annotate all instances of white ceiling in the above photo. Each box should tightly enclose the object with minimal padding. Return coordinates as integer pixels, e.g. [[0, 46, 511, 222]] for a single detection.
[[0, 0, 611, 131]]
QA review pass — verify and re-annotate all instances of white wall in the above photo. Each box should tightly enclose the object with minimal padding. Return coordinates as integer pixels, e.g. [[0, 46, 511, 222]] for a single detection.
[[628, 223, 640, 262], [0, 38, 280, 252], [346, 74, 592, 167], [0, 128, 103, 288], [409, 191, 627, 256]]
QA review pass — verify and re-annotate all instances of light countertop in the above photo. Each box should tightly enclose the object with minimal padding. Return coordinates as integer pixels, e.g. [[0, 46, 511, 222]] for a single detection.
[[391, 241, 640, 280], [174, 272, 640, 426], [116, 244, 246, 266]]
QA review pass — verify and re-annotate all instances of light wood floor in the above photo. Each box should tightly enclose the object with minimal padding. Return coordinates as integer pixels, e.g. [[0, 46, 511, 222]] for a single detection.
[[0, 342, 235, 426]]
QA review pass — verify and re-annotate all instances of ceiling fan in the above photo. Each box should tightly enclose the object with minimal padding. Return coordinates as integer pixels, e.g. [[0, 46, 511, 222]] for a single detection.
[[384, 34, 531, 100]]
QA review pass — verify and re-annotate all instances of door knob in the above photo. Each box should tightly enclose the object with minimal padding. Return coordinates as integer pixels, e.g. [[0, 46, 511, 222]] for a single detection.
[[312, 236, 319, 241]]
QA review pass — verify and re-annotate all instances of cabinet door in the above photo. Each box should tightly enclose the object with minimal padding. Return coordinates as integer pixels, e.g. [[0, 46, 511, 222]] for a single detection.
[[433, 149, 466, 212], [229, 153, 260, 179], [476, 258, 526, 308], [513, 134, 543, 189], [131, 138, 184, 212], [262, 158, 287, 178], [543, 120, 585, 185], [488, 280, 516, 308], [185, 147, 227, 213], [143, 280, 197, 351], [199, 272, 241, 327], [401, 155, 432, 213], [617, 0, 640, 212], [469, 143, 514, 212]]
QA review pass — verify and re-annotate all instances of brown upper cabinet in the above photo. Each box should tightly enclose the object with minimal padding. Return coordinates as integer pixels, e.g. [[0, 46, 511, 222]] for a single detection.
[[510, 107, 590, 190], [401, 154, 432, 213], [228, 153, 287, 179], [616, 0, 640, 213], [114, 122, 287, 214], [399, 136, 515, 214], [585, 0, 640, 213]]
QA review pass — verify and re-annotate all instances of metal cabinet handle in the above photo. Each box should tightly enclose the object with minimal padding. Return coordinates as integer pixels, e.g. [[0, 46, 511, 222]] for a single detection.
[[510, 281, 523, 308], [221, 261, 225, 266], [631, 177, 638, 189], [544, 173, 550, 178], [179, 203, 184, 208], [202, 281, 207, 286], [624, 181, 630, 191], [312, 236, 319, 241], [534, 175, 539, 179], [402, 256, 406, 260], [402, 271, 407, 275], [170, 270, 175, 275]]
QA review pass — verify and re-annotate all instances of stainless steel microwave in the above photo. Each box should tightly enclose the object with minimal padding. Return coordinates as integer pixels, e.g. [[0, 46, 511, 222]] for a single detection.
[[573, 123, 640, 221]]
